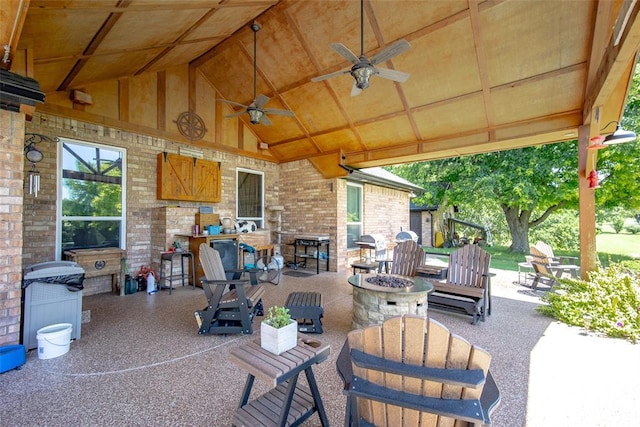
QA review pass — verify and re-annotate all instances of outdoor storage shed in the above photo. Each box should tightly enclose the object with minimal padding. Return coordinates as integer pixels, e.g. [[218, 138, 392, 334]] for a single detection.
[[22, 261, 85, 350]]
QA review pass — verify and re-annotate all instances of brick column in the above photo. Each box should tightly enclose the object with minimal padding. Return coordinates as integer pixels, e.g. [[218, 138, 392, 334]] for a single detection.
[[0, 109, 25, 345]]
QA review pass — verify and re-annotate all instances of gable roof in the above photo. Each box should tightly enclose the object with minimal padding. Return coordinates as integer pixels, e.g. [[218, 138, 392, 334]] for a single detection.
[[344, 166, 424, 194]]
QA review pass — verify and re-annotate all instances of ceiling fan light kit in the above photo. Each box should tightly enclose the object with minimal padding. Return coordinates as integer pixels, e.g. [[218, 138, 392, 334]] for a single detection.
[[311, 0, 411, 96], [217, 22, 294, 126]]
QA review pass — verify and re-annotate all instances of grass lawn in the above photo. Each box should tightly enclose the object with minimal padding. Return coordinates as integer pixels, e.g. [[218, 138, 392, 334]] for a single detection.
[[423, 233, 640, 272]]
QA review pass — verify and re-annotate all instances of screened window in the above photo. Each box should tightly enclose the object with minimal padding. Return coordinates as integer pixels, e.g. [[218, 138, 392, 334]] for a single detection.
[[347, 183, 363, 249], [236, 168, 264, 228], [57, 139, 126, 258]]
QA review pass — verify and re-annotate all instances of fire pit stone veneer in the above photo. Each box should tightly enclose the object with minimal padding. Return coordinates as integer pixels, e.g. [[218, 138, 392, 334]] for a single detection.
[[348, 274, 434, 329]]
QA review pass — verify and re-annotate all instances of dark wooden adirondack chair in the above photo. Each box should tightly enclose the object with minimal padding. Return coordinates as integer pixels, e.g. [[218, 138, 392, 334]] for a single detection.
[[428, 244, 492, 324], [339, 315, 500, 426], [389, 240, 423, 276], [195, 243, 265, 335]]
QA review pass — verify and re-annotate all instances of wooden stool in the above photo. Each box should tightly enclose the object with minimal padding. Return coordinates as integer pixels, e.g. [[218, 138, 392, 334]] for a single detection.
[[159, 251, 195, 295], [285, 291, 324, 334]]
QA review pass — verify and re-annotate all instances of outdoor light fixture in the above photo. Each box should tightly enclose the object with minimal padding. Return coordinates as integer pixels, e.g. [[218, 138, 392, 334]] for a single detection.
[[247, 107, 264, 125], [23, 133, 59, 197], [24, 143, 43, 163], [601, 121, 637, 145], [351, 65, 373, 90]]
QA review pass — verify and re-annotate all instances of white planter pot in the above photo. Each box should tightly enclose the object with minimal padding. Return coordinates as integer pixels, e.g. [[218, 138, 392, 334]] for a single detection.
[[260, 319, 298, 355]]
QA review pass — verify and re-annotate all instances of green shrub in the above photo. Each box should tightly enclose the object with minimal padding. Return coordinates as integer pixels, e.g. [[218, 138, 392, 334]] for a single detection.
[[611, 216, 626, 233], [625, 224, 640, 235], [537, 262, 640, 342]]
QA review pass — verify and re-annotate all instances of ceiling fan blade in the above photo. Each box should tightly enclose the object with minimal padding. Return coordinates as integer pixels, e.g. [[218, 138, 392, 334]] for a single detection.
[[375, 67, 410, 82], [260, 114, 272, 126], [351, 82, 363, 97], [370, 39, 411, 65], [311, 68, 351, 82], [225, 111, 247, 118], [263, 108, 294, 117], [330, 43, 360, 64], [254, 94, 270, 109], [217, 99, 249, 109]]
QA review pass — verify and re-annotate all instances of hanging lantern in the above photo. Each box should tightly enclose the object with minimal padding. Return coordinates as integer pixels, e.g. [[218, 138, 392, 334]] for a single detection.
[[23, 133, 59, 197]]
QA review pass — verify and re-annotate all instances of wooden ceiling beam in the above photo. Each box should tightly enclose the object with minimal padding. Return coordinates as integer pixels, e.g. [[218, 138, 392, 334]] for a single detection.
[[135, 6, 222, 76], [469, 0, 496, 141], [57, 0, 133, 91], [35, 36, 222, 66], [27, 1, 278, 13], [583, 0, 640, 122]]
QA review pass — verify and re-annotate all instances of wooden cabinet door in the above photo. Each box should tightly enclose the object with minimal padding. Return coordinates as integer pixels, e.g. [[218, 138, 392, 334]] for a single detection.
[[157, 153, 221, 202]]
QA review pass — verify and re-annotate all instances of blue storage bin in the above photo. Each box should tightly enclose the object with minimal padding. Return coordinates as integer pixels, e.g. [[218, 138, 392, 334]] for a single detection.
[[0, 344, 26, 373]]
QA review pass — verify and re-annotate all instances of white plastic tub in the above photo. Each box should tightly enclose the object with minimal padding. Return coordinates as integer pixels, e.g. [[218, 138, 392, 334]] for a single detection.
[[36, 323, 72, 360]]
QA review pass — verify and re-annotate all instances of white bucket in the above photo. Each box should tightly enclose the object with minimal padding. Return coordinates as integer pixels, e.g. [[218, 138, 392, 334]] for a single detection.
[[36, 323, 72, 360]]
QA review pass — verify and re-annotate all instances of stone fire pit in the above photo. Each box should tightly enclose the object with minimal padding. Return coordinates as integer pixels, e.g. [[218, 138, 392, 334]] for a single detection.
[[348, 273, 434, 329]]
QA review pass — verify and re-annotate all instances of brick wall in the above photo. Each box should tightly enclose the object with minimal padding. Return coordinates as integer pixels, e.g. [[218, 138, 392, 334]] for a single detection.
[[4, 111, 413, 344], [0, 109, 25, 345], [279, 160, 338, 271], [21, 112, 280, 296]]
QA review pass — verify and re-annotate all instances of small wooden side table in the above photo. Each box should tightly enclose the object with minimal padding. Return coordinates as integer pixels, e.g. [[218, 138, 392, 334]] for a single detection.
[[229, 337, 330, 427]]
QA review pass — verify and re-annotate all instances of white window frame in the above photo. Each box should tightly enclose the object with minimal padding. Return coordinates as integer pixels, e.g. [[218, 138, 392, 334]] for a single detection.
[[56, 138, 127, 260], [236, 168, 264, 228], [347, 182, 363, 249]]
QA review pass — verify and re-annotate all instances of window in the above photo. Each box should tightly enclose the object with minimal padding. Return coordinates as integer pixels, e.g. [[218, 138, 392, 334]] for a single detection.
[[236, 168, 264, 228], [57, 139, 126, 258], [347, 183, 362, 249]]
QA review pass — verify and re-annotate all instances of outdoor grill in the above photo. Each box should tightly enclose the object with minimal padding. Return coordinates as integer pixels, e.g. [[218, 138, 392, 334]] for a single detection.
[[357, 234, 388, 261], [395, 229, 418, 243]]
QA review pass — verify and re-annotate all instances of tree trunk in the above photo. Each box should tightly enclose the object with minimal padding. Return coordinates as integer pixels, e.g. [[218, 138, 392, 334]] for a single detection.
[[502, 205, 530, 253]]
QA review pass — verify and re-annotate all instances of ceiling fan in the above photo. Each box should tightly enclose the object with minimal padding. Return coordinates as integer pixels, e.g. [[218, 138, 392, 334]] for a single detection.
[[218, 23, 294, 126], [311, 0, 411, 96]]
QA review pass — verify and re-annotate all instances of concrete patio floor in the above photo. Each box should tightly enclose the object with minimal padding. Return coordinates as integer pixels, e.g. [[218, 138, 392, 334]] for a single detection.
[[1, 267, 638, 426]]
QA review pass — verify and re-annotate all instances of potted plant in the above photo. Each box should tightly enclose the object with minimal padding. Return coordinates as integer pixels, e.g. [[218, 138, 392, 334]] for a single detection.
[[261, 306, 297, 355]]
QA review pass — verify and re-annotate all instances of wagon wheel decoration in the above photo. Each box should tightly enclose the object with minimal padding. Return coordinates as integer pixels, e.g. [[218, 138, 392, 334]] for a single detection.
[[174, 111, 207, 141]]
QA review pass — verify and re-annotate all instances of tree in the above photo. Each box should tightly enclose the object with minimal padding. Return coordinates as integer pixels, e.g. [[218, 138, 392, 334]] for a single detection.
[[389, 143, 579, 253], [389, 63, 640, 253]]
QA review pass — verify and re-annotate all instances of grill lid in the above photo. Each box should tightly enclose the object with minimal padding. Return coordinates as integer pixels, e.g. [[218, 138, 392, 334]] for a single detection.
[[395, 229, 418, 242]]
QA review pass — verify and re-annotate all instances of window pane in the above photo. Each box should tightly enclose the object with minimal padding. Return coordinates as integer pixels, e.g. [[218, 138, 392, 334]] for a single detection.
[[347, 224, 362, 248], [62, 179, 122, 216], [62, 142, 122, 216], [62, 220, 121, 250], [347, 185, 361, 222], [59, 140, 125, 255], [237, 171, 263, 226]]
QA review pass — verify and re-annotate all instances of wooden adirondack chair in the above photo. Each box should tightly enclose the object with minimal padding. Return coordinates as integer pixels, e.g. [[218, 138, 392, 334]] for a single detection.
[[533, 241, 579, 266], [195, 243, 265, 335], [530, 245, 580, 281], [428, 244, 492, 324], [389, 240, 424, 276], [341, 315, 500, 426]]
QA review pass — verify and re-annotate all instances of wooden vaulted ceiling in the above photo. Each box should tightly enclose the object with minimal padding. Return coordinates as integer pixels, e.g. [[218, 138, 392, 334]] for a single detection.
[[3, 0, 640, 177]]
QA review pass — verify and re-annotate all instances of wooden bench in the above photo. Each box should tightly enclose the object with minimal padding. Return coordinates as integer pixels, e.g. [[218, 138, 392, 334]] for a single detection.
[[427, 245, 492, 325], [284, 291, 324, 333]]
